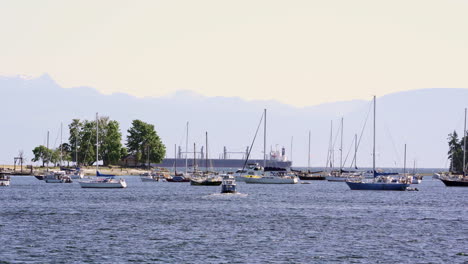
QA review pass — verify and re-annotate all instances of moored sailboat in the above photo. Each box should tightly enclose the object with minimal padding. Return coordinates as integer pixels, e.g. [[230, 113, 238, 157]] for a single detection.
[[440, 108, 468, 187], [79, 113, 127, 189], [190, 132, 222, 186], [345, 96, 410, 191]]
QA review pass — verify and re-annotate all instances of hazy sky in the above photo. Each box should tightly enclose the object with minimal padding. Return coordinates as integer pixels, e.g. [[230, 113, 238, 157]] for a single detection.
[[1, 0, 467, 106]]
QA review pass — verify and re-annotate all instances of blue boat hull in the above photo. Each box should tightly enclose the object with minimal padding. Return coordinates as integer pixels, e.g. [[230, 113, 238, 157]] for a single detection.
[[346, 181, 410, 191]]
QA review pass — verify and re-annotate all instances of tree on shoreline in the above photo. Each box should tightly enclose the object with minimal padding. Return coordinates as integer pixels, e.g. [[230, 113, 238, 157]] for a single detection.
[[126, 120, 166, 166], [31, 145, 52, 167], [447, 131, 467, 173], [67, 116, 123, 166]]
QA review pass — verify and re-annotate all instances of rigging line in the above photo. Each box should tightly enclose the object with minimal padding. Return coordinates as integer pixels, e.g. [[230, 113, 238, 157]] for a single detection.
[[342, 135, 356, 168], [242, 112, 265, 171], [349, 99, 373, 167], [384, 121, 401, 167]]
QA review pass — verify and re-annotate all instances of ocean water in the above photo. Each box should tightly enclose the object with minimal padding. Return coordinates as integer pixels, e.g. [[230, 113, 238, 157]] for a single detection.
[[0, 176, 466, 263]]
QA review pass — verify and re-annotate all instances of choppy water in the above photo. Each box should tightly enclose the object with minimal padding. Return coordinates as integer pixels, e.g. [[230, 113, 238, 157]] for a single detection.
[[0, 176, 467, 263]]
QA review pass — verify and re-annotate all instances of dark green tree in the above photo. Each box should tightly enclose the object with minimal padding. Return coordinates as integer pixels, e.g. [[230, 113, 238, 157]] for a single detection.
[[447, 131, 467, 174], [126, 120, 166, 166], [68, 116, 123, 166], [58, 143, 72, 167], [68, 119, 82, 165], [100, 119, 123, 166], [31, 145, 52, 167]]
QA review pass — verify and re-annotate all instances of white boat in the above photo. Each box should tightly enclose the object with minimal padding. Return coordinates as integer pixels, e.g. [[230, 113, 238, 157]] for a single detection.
[[140, 168, 169, 182], [221, 174, 237, 193], [411, 175, 422, 184], [233, 163, 263, 182], [44, 171, 72, 183], [0, 173, 11, 186], [78, 113, 127, 189], [79, 177, 127, 188], [244, 168, 298, 184], [68, 169, 84, 179], [244, 174, 298, 184]]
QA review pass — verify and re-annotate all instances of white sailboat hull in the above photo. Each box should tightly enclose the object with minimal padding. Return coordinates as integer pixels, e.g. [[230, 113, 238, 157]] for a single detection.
[[79, 179, 127, 188]]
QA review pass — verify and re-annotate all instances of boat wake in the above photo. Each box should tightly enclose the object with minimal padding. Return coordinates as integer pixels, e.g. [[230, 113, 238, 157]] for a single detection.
[[203, 193, 248, 199]]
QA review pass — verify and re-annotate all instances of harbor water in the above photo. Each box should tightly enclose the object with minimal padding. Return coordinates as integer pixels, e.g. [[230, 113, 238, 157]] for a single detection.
[[0, 176, 467, 263]]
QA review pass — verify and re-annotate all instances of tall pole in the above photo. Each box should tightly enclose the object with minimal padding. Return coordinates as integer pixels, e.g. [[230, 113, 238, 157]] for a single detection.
[[205, 131, 208, 172], [463, 108, 467, 176], [340, 117, 343, 173], [60, 122, 63, 167], [75, 129, 78, 167], [263, 109, 267, 168], [403, 144, 407, 176], [308, 130, 311, 171], [193, 143, 196, 172], [174, 144, 177, 174], [185, 122, 189, 174], [373, 96, 376, 177], [47, 130, 49, 170], [96, 112, 99, 173]]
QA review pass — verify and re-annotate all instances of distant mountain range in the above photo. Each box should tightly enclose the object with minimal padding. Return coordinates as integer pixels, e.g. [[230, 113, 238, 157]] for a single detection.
[[1, 74, 466, 168]]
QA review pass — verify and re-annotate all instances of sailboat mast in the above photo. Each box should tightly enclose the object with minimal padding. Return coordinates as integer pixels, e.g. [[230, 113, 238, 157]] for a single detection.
[[96, 112, 99, 173], [263, 109, 267, 168], [75, 129, 78, 167], [403, 144, 406, 176], [193, 143, 196, 172], [174, 144, 177, 174], [308, 130, 311, 171], [463, 108, 467, 176], [47, 130, 49, 169], [185, 122, 189, 174], [340, 117, 343, 173], [60, 122, 63, 167], [205, 131, 208, 172], [373, 96, 376, 177]]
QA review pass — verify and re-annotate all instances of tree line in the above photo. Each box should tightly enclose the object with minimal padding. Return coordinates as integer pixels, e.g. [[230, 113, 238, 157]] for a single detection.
[[32, 118, 166, 167], [447, 130, 467, 174]]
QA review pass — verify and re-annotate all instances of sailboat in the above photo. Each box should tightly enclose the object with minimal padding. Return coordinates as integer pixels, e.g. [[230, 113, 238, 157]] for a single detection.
[[296, 131, 325, 180], [79, 113, 127, 188], [345, 96, 410, 191], [244, 109, 298, 184], [440, 108, 468, 187], [190, 132, 222, 186], [44, 123, 72, 183]]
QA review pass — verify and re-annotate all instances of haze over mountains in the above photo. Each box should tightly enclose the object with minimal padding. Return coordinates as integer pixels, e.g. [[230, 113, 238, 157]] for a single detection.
[[1, 74, 466, 168]]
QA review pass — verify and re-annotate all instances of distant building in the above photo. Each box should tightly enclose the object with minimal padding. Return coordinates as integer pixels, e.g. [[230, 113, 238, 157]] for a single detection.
[[119, 154, 139, 167]]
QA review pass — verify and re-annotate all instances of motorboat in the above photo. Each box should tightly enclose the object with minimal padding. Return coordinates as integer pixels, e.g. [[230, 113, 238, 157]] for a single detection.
[[244, 167, 298, 184], [0, 173, 11, 186], [221, 174, 237, 194], [44, 171, 72, 183]]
